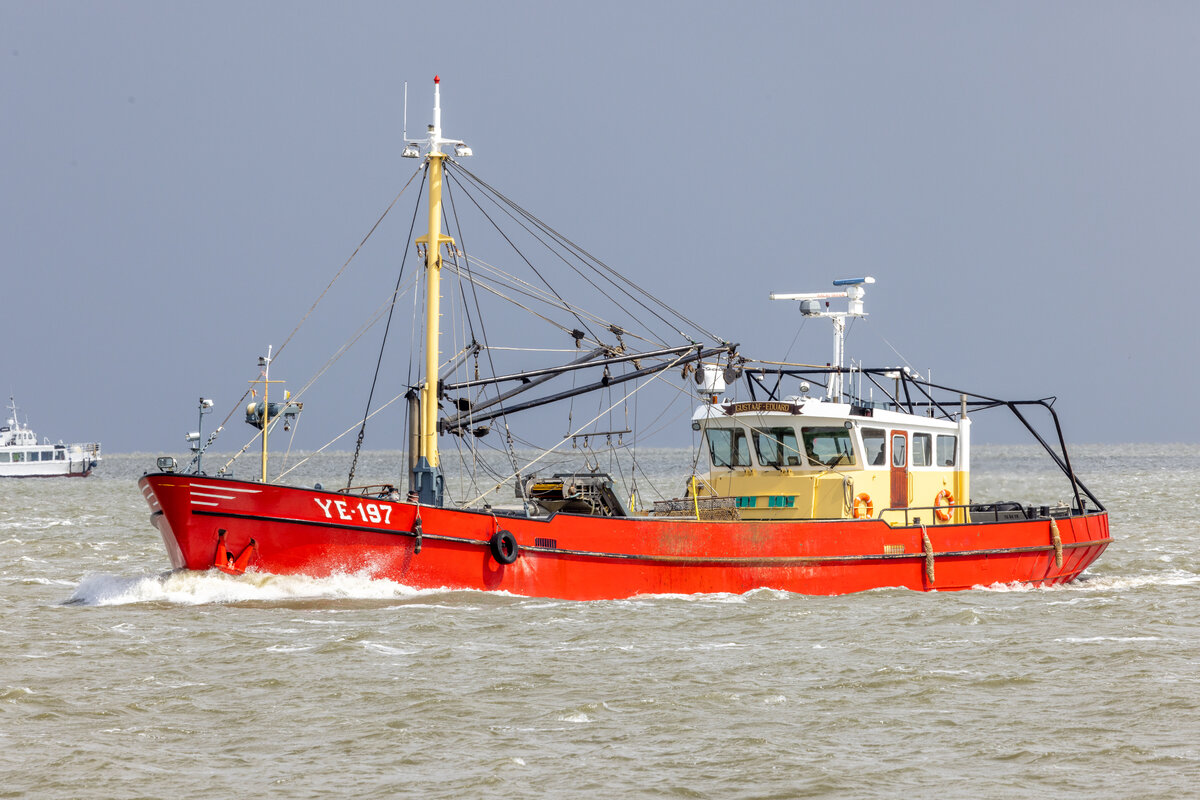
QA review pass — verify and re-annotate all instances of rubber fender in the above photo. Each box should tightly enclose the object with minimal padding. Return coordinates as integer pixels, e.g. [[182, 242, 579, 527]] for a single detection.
[[489, 529, 519, 565]]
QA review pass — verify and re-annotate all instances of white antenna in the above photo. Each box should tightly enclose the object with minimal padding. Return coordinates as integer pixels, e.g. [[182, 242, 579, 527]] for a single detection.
[[771, 277, 875, 401], [400, 76, 472, 160]]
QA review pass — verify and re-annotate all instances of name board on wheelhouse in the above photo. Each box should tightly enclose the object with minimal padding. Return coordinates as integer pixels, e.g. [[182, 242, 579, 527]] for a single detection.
[[725, 402, 801, 415]]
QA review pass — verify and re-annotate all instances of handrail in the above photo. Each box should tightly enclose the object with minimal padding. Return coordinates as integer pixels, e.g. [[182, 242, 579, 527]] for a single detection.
[[739, 364, 1105, 514], [342, 483, 402, 499], [877, 501, 1086, 527]]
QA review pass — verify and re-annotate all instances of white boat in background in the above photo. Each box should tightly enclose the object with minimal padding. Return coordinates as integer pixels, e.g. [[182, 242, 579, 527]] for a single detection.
[[0, 397, 100, 478]]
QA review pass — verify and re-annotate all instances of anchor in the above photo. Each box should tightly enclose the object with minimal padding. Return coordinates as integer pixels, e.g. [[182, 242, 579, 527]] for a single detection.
[[213, 529, 258, 575]]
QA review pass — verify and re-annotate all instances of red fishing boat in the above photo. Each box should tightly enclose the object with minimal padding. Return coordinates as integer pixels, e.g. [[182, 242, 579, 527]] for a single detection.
[[140, 78, 1110, 598]]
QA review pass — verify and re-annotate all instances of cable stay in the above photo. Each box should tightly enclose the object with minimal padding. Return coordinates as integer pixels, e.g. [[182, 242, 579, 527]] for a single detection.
[[183, 169, 425, 475], [447, 161, 724, 346], [442, 254, 670, 351]]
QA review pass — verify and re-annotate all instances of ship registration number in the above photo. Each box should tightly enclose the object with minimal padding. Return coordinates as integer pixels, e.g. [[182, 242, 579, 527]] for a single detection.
[[313, 497, 393, 525]]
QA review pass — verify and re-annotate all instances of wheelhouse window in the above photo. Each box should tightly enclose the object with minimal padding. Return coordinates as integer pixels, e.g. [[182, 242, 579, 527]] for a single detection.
[[707, 428, 751, 468], [937, 435, 957, 467], [912, 433, 932, 467], [862, 427, 887, 467], [891, 434, 906, 468], [753, 427, 801, 467], [54, 450, 65, 461], [801, 426, 856, 467]]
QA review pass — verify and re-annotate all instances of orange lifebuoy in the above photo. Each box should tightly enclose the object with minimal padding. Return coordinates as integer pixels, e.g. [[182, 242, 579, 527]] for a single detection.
[[935, 489, 955, 521], [852, 492, 874, 519]]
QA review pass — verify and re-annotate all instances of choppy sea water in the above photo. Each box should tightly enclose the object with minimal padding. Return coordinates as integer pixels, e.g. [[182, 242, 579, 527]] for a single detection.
[[1, 445, 1196, 799]]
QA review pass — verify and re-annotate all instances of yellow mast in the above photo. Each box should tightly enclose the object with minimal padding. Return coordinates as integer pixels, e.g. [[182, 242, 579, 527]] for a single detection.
[[406, 75, 470, 504], [262, 363, 270, 482], [420, 153, 445, 469], [247, 345, 283, 483]]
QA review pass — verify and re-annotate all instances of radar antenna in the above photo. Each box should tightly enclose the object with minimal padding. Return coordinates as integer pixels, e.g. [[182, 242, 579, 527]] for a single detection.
[[770, 277, 875, 401]]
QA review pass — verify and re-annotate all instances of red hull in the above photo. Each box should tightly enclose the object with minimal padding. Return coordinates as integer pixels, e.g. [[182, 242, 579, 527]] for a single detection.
[[140, 473, 1111, 600]]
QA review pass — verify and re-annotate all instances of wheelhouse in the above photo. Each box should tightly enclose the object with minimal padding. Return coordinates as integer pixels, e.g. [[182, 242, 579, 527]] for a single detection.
[[692, 397, 970, 524]]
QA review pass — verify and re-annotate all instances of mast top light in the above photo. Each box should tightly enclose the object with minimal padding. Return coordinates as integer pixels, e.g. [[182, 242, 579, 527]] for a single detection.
[[404, 75, 471, 160]]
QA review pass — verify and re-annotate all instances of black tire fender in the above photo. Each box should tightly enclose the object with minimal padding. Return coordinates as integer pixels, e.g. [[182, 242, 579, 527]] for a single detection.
[[489, 529, 519, 565]]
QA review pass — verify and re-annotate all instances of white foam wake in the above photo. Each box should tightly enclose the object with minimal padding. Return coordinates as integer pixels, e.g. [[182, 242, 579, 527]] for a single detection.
[[974, 569, 1200, 593], [67, 569, 440, 606]]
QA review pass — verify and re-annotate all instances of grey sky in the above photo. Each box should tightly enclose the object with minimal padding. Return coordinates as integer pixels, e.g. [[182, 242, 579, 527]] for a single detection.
[[2, 1, 1196, 456]]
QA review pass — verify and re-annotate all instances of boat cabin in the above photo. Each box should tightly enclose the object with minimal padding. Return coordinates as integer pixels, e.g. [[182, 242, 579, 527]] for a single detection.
[[0, 442, 71, 465], [0, 424, 38, 448], [689, 396, 971, 524], [0, 423, 64, 464]]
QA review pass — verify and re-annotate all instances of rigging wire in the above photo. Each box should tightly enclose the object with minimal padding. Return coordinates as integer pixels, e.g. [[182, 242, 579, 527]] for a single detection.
[[443, 164, 599, 345], [276, 165, 424, 363], [625, 380, 697, 442], [443, 174, 524, 487], [219, 280, 421, 477], [444, 254, 665, 349], [626, 377, 640, 510], [220, 157, 737, 486], [438, 262, 613, 344], [481, 346, 580, 353], [274, 389, 410, 483], [779, 316, 808, 364], [446, 167, 649, 345], [460, 348, 694, 507], [394, 160, 735, 499], [442, 217, 479, 505], [277, 410, 302, 479], [448, 161, 725, 345], [879, 334, 919, 374], [285, 273, 421, 402], [187, 166, 423, 473], [346, 171, 427, 488]]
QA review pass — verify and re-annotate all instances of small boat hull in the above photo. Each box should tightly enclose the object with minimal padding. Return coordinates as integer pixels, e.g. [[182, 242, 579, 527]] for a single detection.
[[0, 460, 97, 478], [0, 467, 95, 478], [140, 473, 1110, 599]]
